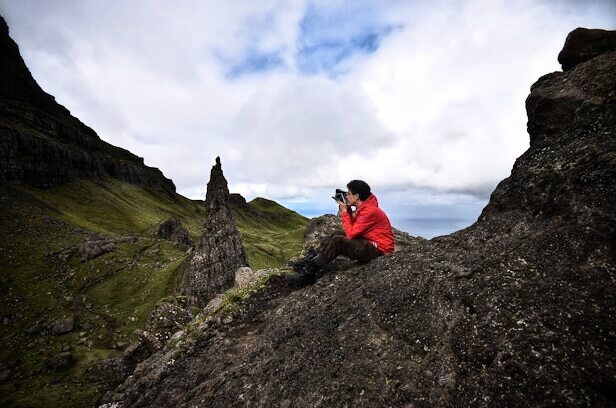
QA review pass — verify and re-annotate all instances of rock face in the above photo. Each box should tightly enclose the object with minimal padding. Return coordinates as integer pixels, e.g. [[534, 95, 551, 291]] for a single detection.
[[558, 27, 616, 71], [103, 29, 616, 407], [178, 157, 249, 306], [0, 16, 175, 191]]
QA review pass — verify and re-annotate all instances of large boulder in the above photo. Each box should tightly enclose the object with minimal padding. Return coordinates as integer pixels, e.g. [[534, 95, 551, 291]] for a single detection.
[[51, 316, 75, 335], [526, 50, 616, 147], [146, 298, 194, 343], [157, 218, 193, 248], [558, 27, 616, 71]]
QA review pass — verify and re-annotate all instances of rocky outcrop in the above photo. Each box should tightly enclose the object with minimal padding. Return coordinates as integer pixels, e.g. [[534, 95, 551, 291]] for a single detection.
[[526, 42, 616, 147], [228, 193, 252, 211], [79, 238, 116, 261], [178, 157, 249, 306], [558, 27, 616, 71], [0, 16, 175, 191], [157, 218, 193, 249], [103, 29, 616, 407]]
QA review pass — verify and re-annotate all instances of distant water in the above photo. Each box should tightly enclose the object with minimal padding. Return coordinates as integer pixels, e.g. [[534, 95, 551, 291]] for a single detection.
[[392, 218, 476, 239]]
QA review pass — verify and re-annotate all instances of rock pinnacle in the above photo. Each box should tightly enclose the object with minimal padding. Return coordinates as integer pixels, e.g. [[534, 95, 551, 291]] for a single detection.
[[179, 157, 249, 306]]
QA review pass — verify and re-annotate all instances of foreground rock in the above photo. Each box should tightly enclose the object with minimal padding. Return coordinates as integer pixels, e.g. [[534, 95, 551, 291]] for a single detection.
[[178, 157, 249, 306], [103, 29, 616, 407]]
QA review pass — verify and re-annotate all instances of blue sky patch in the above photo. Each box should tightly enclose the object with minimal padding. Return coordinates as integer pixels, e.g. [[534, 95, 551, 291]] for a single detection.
[[225, 49, 285, 78], [223, 2, 396, 79], [295, 3, 396, 76], [296, 27, 393, 75]]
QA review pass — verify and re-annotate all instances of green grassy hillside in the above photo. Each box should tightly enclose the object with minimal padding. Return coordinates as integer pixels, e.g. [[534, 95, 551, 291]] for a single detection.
[[233, 197, 308, 269], [0, 178, 308, 407]]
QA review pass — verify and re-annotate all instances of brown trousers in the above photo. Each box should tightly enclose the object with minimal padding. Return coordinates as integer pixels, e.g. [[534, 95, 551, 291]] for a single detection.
[[319, 231, 382, 263]]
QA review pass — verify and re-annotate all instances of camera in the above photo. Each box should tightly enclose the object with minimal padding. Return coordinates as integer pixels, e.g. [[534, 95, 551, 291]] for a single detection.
[[332, 188, 347, 202]]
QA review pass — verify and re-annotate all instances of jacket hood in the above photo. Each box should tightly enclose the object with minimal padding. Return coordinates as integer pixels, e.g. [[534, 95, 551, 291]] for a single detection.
[[362, 193, 378, 208]]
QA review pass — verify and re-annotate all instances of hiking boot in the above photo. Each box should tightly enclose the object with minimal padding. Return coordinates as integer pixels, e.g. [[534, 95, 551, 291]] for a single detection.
[[286, 254, 328, 288], [287, 248, 319, 271], [287, 259, 319, 288], [285, 267, 317, 287]]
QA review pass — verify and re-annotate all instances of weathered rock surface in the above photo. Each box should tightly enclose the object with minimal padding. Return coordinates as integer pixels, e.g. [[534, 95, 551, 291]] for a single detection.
[[51, 316, 75, 335], [146, 298, 194, 343], [157, 217, 193, 248], [0, 16, 175, 191], [0, 363, 12, 383], [234, 266, 271, 289], [103, 29, 616, 407], [178, 157, 249, 306], [79, 238, 116, 261], [558, 27, 616, 71]]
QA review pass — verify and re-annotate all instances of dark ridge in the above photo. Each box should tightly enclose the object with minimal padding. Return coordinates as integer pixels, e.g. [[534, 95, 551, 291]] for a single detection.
[[0, 15, 175, 192]]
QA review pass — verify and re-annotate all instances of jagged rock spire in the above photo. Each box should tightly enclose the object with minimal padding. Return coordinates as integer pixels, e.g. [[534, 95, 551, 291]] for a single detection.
[[179, 157, 249, 306]]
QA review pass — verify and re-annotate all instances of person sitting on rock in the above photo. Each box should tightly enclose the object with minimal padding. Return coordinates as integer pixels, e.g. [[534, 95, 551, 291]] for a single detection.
[[287, 180, 395, 287]]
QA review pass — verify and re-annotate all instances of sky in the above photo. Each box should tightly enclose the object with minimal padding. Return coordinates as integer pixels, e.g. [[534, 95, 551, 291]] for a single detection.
[[1, 0, 614, 235]]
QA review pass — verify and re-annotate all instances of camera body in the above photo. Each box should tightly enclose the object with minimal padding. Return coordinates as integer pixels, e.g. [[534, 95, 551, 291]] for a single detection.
[[333, 188, 347, 202]]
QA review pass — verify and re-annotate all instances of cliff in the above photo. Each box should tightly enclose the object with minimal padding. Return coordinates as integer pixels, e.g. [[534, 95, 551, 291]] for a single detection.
[[102, 28, 616, 407], [0, 16, 175, 191]]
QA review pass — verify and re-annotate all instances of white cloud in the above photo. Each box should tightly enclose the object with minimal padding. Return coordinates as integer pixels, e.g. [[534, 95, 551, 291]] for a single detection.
[[1, 0, 614, 226]]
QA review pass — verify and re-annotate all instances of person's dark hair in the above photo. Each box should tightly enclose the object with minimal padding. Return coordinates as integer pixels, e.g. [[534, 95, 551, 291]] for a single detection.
[[347, 180, 371, 201]]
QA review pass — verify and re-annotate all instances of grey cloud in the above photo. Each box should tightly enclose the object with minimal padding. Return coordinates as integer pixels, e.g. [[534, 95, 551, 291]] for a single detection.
[[227, 76, 396, 185]]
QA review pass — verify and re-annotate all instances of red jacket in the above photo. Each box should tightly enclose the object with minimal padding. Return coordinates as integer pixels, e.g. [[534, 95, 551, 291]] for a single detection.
[[341, 194, 395, 254]]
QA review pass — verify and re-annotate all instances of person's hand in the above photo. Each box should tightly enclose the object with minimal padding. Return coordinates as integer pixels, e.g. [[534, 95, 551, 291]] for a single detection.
[[336, 200, 347, 215]]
